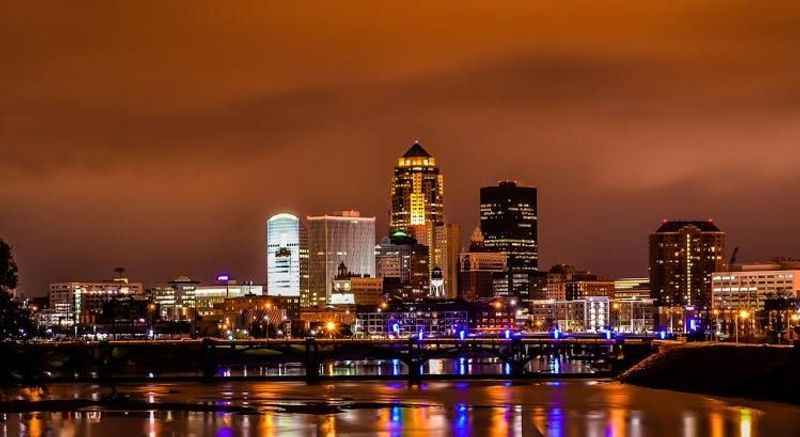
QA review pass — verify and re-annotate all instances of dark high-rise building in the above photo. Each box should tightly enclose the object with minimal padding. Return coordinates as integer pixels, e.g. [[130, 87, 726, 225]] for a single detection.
[[649, 220, 726, 311], [479, 181, 538, 297]]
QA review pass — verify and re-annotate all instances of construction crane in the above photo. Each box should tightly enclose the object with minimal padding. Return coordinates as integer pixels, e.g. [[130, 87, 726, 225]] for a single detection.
[[729, 247, 739, 268]]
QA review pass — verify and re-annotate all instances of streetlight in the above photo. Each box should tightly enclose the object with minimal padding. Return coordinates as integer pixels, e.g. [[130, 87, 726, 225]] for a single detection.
[[325, 321, 337, 338], [736, 309, 750, 343]]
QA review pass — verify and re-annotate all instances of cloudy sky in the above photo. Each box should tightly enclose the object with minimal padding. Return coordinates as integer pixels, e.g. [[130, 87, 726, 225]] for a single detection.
[[2, 1, 799, 294]]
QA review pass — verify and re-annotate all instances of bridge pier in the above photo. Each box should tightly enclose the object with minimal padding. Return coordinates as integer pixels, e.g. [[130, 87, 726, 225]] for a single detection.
[[304, 337, 320, 383], [407, 337, 422, 383], [201, 338, 217, 380]]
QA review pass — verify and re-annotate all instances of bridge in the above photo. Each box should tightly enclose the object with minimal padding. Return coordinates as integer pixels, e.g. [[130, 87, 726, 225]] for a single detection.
[[1, 336, 658, 384]]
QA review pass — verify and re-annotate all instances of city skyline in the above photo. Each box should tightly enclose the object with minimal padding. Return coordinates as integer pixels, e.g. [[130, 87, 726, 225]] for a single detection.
[[3, 137, 795, 296], [4, 2, 800, 295]]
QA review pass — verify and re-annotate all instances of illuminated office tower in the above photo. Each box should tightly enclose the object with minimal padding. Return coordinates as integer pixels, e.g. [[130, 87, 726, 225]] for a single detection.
[[390, 141, 453, 294], [307, 210, 375, 306], [479, 181, 539, 297], [266, 213, 309, 300]]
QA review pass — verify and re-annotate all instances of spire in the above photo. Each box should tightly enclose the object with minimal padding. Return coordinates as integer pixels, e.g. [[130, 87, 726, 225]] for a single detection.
[[402, 141, 432, 158]]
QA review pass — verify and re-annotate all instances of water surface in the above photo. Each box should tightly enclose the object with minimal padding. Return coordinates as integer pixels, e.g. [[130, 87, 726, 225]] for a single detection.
[[3, 380, 799, 436]]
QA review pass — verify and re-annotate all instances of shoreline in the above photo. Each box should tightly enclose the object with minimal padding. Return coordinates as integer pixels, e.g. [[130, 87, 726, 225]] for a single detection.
[[619, 342, 800, 405]]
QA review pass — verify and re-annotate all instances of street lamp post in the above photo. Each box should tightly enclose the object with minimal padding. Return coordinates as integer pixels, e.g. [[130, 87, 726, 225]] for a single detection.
[[736, 309, 750, 343]]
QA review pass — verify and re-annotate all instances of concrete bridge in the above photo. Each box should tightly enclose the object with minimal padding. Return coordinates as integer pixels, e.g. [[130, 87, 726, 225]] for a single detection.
[[1, 336, 657, 383]]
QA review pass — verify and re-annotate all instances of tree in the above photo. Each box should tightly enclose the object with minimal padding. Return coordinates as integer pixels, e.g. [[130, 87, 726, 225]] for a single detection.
[[0, 239, 30, 340], [0, 239, 18, 293]]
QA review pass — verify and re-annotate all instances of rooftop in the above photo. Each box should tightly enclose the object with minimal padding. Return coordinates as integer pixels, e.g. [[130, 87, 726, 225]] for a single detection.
[[402, 141, 432, 158], [655, 220, 721, 233]]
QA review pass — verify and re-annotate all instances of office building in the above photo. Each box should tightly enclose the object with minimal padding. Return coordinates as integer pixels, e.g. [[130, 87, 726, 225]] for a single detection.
[[375, 231, 430, 301], [712, 260, 800, 312], [479, 181, 539, 297], [355, 301, 470, 338], [614, 277, 651, 300], [49, 270, 144, 326], [307, 210, 375, 306], [194, 280, 264, 316], [554, 297, 610, 333], [331, 262, 384, 307], [543, 264, 594, 301], [266, 213, 309, 298], [458, 228, 507, 301], [565, 278, 615, 300], [150, 275, 198, 321], [390, 141, 454, 294], [649, 220, 726, 311]]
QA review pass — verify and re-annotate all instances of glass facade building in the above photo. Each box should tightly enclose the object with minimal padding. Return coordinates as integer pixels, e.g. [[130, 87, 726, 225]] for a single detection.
[[307, 210, 375, 306], [266, 213, 308, 298], [479, 181, 539, 297]]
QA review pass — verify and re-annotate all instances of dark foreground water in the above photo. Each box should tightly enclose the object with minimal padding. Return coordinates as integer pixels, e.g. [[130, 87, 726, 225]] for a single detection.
[[3, 380, 800, 436]]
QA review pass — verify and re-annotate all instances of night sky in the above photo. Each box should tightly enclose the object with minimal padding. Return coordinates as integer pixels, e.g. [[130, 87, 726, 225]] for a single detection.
[[2, 1, 800, 295]]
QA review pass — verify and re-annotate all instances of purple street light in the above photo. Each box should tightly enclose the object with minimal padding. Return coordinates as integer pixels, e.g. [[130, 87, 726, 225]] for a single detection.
[[217, 274, 230, 282]]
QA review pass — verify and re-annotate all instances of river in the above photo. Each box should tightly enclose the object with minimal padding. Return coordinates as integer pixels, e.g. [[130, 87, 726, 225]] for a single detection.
[[3, 379, 800, 436]]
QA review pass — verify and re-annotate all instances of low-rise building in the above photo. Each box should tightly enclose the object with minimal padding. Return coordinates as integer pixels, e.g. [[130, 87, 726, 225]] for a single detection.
[[614, 277, 651, 300], [712, 261, 800, 312], [48, 270, 144, 326], [565, 279, 614, 300], [330, 263, 383, 307], [530, 297, 656, 334], [355, 301, 470, 338]]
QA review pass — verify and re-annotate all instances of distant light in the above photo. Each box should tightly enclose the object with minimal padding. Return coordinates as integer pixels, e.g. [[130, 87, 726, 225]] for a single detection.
[[418, 330, 424, 341], [605, 330, 612, 340], [217, 274, 230, 282], [659, 331, 666, 340], [459, 330, 466, 341], [553, 329, 560, 339], [504, 329, 511, 339]]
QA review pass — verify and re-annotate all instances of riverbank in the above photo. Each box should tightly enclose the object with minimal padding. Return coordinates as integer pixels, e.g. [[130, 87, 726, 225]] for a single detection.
[[620, 342, 800, 404]]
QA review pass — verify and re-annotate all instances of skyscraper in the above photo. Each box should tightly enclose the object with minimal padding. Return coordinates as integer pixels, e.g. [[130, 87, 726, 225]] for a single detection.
[[649, 220, 726, 311], [479, 181, 539, 297], [266, 213, 308, 299], [307, 210, 375, 306], [390, 141, 451, 295]]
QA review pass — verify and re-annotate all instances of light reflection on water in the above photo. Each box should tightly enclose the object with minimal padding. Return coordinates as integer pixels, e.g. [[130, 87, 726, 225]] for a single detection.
[[208, 355, 597, 378], [3, 380, 799, 436]]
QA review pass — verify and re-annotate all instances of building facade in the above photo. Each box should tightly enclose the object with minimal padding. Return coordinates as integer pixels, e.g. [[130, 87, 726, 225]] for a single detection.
[[375, 231, 430, 301], [49, 274, 145, 326], [389, 141, 454, 295], [458, 251, 507, 302], [649, 220, 726, 311], [307, 210, 375, 307], [331, 262, 384, 307], [614, 277, 651, 300], [712, 261, 800, 312], [150, 275, 198, 321], [479, 181, 538, 297], [266, 213, 309, 298], [565, 279, 615, 301]]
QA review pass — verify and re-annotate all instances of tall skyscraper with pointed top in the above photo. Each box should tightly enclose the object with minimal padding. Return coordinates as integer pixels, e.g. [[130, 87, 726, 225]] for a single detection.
[[390, 141, 454, 296]]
